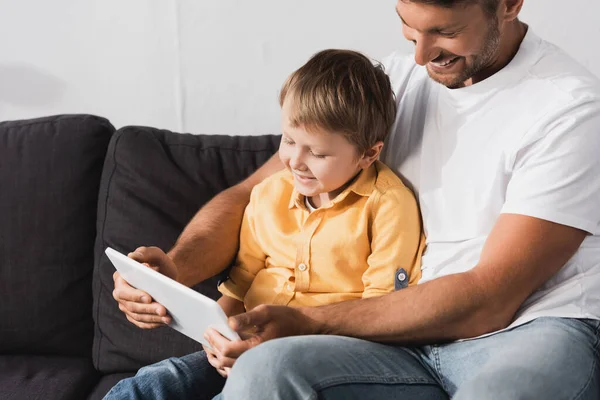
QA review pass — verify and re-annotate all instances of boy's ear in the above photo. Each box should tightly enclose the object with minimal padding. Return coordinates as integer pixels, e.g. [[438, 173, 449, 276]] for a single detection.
[[359, 141, 384, 169]]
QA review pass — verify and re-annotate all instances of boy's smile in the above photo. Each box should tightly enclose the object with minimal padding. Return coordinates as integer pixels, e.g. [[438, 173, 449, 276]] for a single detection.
[[278, 97, 375, 208]]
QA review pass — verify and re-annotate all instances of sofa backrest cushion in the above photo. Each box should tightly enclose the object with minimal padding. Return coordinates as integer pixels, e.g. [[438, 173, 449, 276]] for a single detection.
[[92, 126, 280, 373], [0, 114, 114, 357]]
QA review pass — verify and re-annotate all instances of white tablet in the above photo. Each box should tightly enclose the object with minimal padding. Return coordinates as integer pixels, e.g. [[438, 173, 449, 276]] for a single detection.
[[105, 247, 240, 348]]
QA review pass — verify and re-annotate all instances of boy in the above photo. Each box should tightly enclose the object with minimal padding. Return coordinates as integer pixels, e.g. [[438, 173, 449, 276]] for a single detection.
[[105, 49, 424, 400]]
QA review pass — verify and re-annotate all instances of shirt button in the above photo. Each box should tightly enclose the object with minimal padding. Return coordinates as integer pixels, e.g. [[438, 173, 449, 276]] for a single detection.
[[397, 272, 407, 282], [298, 263, 307, 272]]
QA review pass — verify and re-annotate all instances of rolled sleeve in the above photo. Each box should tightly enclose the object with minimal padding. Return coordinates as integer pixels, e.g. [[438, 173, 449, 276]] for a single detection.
[[362, 185, 424, 298], [218, 189, 267, 302]]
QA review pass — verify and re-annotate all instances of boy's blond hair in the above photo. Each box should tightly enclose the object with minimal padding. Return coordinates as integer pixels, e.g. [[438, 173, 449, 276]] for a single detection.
[[279, 49, 396, 153]]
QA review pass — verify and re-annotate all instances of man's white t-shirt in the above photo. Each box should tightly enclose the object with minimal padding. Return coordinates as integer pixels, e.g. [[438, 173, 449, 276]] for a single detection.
[[381, 29, 600, 332]]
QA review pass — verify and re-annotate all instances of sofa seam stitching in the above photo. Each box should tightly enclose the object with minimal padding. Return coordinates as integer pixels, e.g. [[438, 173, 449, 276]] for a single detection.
[[93, 131, 124, 371], [1, 115, 111, 130]]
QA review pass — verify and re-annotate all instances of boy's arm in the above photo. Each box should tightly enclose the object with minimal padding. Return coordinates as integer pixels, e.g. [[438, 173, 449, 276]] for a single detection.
[[217, 187, 269, 302], [217, 295, 246, 318], [362, 186, 423, 298]]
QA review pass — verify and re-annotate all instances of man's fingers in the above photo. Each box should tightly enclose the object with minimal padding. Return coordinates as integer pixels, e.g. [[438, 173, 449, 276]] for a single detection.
[[112, 287, 152, 304], [118, 303, 171, 324], [125, 314, 164, 329], [121, 300, 168, 317], [112, 274, 152, 303], [229, 304, 270, 332], [226, 335, 262, 357], [128, 246, 167, 266]]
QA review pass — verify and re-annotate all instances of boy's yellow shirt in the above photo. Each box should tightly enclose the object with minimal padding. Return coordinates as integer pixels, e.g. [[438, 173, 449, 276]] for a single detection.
[[218, 160, 425, 311]]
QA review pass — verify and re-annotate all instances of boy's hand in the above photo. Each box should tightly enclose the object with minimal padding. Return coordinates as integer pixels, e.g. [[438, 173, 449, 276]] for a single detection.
[[204, 329, 236, 377], [203, 304, 322, 376], [206, 296, 246, 376], [112, 246, 178, 329]]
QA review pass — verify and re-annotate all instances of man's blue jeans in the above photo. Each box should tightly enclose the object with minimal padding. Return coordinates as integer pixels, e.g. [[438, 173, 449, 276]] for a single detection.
[[104, 317, 599, 399], [220, 317, 599, 399]]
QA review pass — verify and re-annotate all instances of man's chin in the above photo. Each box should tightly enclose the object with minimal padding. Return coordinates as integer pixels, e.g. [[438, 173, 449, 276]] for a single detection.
[[426, 66, 467, 89]]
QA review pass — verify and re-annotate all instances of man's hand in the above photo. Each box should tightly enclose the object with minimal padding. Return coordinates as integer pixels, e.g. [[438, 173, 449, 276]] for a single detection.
[[112, 246, 178, 329], [229, 304, 321, 341], [202, 305, 320, 376]]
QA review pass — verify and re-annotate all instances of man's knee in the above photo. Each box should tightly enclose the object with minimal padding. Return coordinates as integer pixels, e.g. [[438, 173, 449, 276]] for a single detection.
[[454, 318, 600, 400], [224, 336, 324, 398], [228, 337, 305, 383]]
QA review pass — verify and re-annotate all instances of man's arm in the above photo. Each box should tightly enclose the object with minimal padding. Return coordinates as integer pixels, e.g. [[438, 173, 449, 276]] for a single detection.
[[305, 214, 587, 342], [226, 214, 586, 346], [171, 153, 284, 286], [113, 152, 283, 329]]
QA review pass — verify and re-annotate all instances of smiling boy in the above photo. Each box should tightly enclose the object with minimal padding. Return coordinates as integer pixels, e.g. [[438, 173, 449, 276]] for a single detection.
[[216, 50, 424, 316], [105, 49, 425, 400]]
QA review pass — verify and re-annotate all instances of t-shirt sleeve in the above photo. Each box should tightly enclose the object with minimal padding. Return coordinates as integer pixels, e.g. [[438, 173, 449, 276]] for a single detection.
[[501, 102, 600, 234], [362, 185, 424, 298]]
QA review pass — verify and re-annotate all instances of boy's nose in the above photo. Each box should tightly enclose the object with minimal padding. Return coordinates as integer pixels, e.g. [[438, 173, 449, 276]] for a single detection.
[[289, 154, 306, 170]]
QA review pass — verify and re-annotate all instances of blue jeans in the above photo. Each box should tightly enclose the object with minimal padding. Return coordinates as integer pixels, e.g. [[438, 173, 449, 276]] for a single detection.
[[218, 317, 600, 399], [103, 350, 225, 400]]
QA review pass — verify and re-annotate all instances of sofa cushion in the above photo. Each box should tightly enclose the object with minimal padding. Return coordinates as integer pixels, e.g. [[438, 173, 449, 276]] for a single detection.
[[0, 355, 99, 400], [0, 115, 114, 357], [87, 372, 134, 400], [92, 126, 280, 373]]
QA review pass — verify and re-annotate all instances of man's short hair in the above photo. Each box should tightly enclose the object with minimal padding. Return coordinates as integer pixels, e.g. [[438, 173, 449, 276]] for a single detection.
[[279, 49, 396, 154], [406, 0, 500, 17]]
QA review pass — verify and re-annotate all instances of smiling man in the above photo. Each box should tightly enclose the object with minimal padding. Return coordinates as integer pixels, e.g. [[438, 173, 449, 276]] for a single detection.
[[113, 0, 600, 398], [402, 0, 506, 88]]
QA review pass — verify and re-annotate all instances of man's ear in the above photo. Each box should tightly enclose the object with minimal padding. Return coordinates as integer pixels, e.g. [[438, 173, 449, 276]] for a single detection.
[[502, 0, 524, 22], [359, 141, 384, 169]]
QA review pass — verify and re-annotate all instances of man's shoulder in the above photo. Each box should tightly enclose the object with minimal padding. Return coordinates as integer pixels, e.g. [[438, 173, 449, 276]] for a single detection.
[[526, 35, 600, 103]]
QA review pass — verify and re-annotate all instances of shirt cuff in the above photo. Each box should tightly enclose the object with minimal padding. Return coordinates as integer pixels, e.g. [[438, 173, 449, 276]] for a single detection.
[[218, 280, 246, 302]]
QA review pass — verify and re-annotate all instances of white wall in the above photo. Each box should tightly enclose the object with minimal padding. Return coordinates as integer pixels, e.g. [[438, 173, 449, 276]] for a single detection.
[[0, 0, 598, 135]]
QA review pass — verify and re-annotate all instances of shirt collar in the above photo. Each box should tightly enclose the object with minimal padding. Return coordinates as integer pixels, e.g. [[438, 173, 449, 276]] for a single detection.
[[288, 163, 377, 210]]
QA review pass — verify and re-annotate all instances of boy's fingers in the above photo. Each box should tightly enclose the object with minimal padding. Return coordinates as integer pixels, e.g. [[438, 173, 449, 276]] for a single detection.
[[204, 328, 229, 351]]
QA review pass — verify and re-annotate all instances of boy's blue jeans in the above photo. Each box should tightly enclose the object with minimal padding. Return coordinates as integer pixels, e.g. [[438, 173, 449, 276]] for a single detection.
[[105, 317, 600, 399], [103, 350, 225, 400]]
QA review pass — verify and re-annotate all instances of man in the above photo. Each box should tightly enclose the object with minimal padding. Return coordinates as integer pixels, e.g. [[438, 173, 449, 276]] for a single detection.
[[113, 0, 600, 398]]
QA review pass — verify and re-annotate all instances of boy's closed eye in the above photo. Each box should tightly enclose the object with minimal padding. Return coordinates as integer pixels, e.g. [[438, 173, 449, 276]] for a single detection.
[[310, 151, 327, 159]]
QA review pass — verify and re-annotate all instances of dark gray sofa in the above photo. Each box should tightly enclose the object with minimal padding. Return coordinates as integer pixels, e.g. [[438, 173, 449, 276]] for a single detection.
[[0, 114, 280, 399]]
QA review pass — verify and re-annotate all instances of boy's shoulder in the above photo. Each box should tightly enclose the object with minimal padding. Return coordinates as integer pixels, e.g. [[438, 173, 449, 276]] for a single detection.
[[250, 168, 294, 202], [372, 161, 413, 197], [366, 161, 419, 210]]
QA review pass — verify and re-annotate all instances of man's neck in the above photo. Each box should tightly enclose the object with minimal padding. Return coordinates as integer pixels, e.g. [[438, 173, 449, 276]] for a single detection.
[[468, 21, 528, 86]]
